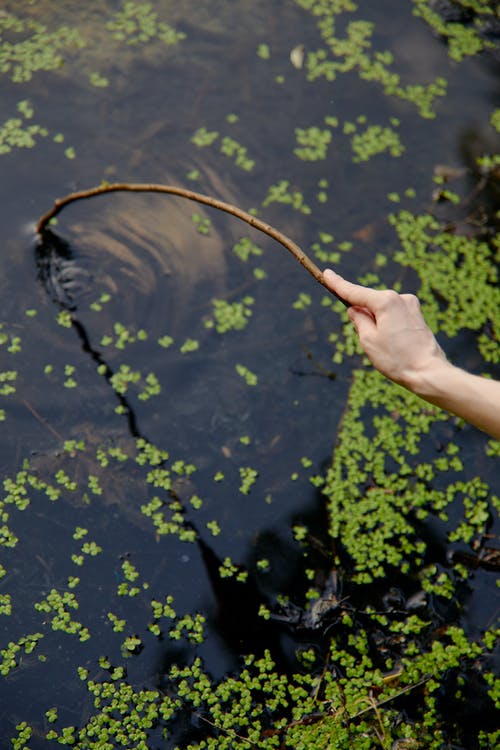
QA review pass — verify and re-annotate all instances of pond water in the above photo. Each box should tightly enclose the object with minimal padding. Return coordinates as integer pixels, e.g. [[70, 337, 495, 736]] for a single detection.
[[0, 2, 499, 748]]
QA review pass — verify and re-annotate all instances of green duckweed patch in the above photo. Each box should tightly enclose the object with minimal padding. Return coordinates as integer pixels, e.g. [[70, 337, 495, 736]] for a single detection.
[[106, 1, 186, 46], [1, 1, 499, 748], [205, 296, 254, 333], [0, 13, 84, 82], [296, 0, 448, 118], [412, 0, 497, 62], [192, 127, 255, 171]]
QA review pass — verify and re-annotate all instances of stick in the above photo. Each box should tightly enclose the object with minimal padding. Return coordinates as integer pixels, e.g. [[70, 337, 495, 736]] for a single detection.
[[36, 182, 349, 306]]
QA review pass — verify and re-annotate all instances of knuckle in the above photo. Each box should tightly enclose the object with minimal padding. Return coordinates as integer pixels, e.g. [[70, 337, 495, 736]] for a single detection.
[[380, 289, 400, 306], [401, 293, 420, 308]]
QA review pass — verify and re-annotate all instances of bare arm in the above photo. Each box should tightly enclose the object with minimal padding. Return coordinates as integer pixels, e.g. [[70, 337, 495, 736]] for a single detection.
[[323, 269, 500, 440]]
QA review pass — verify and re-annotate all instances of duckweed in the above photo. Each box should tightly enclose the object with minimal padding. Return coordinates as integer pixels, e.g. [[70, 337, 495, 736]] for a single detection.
[[351, 123, 404, 162], [235, 363, 258, 386], [0, 14, 84, 83], [239, 466, 258, 494], [1, 3, 498, 748], [294, 126, 332, 161], [412, 0, 493, 62], [233, 237, 263, 262], [263, 180, 312, 214], [106, 2, 186, 46], [220, 135, 255, 171], [0, 101, 48, 155], [297, 0, 447, 118], [205, 297, 254, 333]]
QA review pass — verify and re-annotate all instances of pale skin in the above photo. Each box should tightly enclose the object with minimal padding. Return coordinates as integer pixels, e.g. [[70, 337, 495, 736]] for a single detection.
[[322, 269, 500, 441]]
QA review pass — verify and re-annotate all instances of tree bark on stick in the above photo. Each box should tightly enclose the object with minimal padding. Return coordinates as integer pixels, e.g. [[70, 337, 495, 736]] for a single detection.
[[36, 182, 349, 306]]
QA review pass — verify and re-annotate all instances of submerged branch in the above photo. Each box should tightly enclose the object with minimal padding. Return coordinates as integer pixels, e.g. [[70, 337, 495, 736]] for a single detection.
[[35, 182, 349, 306]]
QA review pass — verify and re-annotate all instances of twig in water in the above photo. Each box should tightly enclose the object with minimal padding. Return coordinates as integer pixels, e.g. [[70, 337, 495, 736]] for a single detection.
[[35, 182, 349, 306]]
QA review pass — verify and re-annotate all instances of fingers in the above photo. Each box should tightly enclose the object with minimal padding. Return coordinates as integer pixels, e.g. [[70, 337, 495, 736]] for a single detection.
[[348, 305, 376, 336], [323, 269, 385, 311]]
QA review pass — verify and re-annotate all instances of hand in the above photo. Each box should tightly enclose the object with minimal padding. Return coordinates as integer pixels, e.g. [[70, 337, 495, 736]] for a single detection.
[[322, 269, 448, 390]]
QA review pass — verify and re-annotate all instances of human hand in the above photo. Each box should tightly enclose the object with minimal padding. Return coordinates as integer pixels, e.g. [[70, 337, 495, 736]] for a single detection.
[[322, 269, 448, 390]]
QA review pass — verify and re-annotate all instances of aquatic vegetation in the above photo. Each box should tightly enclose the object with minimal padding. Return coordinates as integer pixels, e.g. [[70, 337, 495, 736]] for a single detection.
[[239, 466, 259, 494], [220, 136, 255, 171], [192, 127, 255, 170], [179, 337, 200, 353], [257, 43, 270, 59], [191, 127, 219, 147], [0, 13, 84, 82], [34, 589, 90, 641], [158, 334, 174, 349], [1, 1, 499, 748], [205, 297, 254, 333], [263, 180, 311, 214], [297, 0, 448, 118], [235, 363, 258, 386], [106, 1, 185, 46], [191, 212, 212, 235], [101, 322, 148, 350], [294, 126, 332, 161], [491, 108, 500, 133], [390, 209, 500, 342], [233, 236, 264, 262], [350, 122, 404, 162], [0, 100, 47, 155], [292, 291, 312, 310], [322, 367, 483, 583], [412, 0, 496, 62], [88, 71, 109, 87], [0, 99, 71, 159]]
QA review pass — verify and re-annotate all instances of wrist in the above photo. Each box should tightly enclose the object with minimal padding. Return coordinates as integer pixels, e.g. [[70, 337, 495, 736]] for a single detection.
[[403, 357, 456, 400]]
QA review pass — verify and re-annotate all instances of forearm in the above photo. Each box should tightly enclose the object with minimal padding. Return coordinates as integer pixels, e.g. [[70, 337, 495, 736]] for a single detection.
[[407, 360, 500, 441]]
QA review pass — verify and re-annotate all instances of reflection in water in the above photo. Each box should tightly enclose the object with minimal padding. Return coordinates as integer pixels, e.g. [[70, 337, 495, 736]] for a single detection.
[[1, 1, 499, 746], [36, 229, 93, 311]]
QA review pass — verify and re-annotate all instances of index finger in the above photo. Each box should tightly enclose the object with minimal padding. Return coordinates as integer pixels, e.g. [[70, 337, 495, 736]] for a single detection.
[[322, 269, 385, 310]]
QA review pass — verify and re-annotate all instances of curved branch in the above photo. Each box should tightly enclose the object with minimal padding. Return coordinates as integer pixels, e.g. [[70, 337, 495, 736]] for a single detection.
[[36, 182, 348, 306]]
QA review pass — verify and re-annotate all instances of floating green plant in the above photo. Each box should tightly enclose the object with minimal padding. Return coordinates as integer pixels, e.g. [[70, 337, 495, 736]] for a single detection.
[[220, 135, 255, 171], [0, 100, 48, 155], [191, 126, 219, 147], [205, 297, 254, 333], [34, 589, 90, 641], [294, 126, 332, 161], [233, 236, 263, 262], [292, 291, 312, 310], [350, 122, 404, 162], [391, 209, 500, 342], [191, 212, 212, 234], [88, 71, 109, 88], [0, 633, 43, 677], [263, 180, 311, 214], [101, 321, 148, 350], [257, 43, 270, 59], [1, 4, 499, 748], [297, 0, 448, 118], [0, 14, 84, 82], [192, 127, 255, 170], [239, 466, 258, 494], [179, 337, 200, 353], [412, 0, 494, 62], [235, 363, 258, 386], [106, 1, 185, 46], [0, 370, 17, 396]]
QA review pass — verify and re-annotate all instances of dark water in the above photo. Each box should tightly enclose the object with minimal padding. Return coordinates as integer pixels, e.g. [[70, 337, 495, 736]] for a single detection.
[[0, 1, 499, 746]]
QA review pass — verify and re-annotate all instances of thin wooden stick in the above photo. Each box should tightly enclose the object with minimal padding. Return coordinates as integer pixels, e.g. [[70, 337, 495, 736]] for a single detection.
[[36, 182, 349, 306]]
